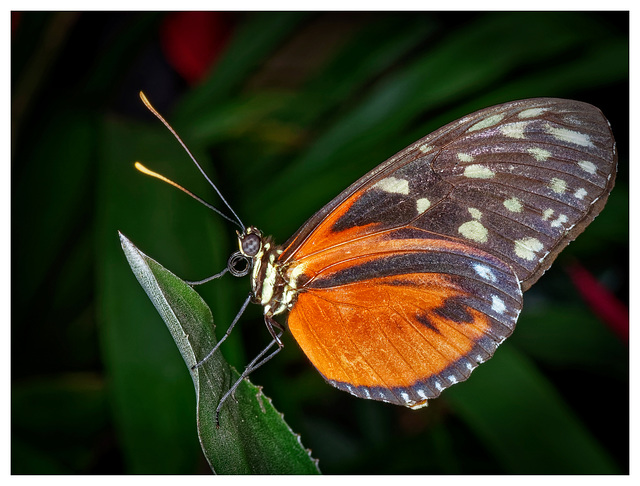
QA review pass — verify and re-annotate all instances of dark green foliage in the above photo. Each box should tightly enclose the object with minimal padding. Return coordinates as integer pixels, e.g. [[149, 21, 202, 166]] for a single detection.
[[12, 12, 628, 474]]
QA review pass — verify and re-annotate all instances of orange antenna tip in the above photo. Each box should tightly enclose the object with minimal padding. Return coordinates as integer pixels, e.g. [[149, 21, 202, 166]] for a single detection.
[[139, 91, 150, 109], [134, 161, 154, 177], [135, 161, 184, 191], [135, 161, 163, 180], [137, 92, 245, 229], [138, 91, 162, 120]]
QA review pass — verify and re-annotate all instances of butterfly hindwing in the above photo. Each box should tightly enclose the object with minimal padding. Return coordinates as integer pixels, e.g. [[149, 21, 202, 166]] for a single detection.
[[278, 98, 616, 405], [286, 228, 522, 407]]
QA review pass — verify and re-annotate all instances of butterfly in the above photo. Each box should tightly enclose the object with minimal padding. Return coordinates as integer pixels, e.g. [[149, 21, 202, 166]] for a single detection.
[[136, 93, 616, 419]]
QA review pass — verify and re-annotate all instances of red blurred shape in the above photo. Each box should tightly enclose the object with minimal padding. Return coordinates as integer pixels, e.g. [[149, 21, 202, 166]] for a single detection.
[[565, 261, 628, 343], [12, 11, 20, 36], [161, 12, 234, 85]]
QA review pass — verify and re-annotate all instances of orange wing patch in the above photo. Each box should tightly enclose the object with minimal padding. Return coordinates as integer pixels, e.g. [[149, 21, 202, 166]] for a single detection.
[[281, 188, 376, 261], [284, 228, 506, 287], [287, 270, 519, 407]]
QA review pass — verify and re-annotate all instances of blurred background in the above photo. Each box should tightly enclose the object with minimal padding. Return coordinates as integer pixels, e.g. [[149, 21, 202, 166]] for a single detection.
[[11, 11, 628, 474]]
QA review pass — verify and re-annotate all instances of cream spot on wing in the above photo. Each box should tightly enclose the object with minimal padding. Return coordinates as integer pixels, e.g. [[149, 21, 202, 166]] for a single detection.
[[550, 214, 568, 228], [518, 107, 547, 118], [474, 264, 497, 282], [563, 115, 581, 125], [464, 164, 495, 179], [499, 121, 528, 139], [418, 143, 434, 154], [574, 188, 587, 200], [527, 147, 551, 161], [491, 295, 506, 314], [457, 152, 474, 162], [545, 123, 593, 147], [549, 177, 567, 194], [542, 208, 554, 220], [373, 176, 409, 194], [503, 197, 523, 213], [416, 198, 431, 214], [468, 207, 482, 220], [514, 237, 544, 261], [578, 160, 597, 175], [458, 220, 488, 243], [467, 113, 505, 132]]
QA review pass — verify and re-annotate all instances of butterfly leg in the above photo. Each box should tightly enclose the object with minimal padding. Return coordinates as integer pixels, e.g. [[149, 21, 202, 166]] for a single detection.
[[184, 267, 229, 286], [263, 314, 284, 347], [191, 292, 252, 370], [215, 316, 284, 427]]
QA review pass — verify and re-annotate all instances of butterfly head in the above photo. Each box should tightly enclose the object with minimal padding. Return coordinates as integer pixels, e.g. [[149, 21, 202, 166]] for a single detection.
[[234, 226, 293, 315], [237, 226, 263, 258]]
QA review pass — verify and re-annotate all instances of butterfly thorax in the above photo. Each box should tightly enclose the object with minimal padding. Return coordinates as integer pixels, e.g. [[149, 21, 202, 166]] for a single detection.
[[237, 226, 297, 318]]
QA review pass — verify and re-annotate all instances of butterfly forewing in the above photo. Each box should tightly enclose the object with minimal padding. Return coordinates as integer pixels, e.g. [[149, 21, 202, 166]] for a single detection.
[[282, 99, 616, 289], [278, 98, 616, 406], [420, 98, 617, 290]]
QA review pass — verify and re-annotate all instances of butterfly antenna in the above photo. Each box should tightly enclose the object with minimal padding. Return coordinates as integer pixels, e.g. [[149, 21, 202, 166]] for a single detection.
[[134, 162, 240, 227], [139, 91, 245, 231]]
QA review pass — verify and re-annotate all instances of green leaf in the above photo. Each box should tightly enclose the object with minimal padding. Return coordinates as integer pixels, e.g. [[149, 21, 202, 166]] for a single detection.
[[97, 120, 213, 473], [119, 232, 319, 474]]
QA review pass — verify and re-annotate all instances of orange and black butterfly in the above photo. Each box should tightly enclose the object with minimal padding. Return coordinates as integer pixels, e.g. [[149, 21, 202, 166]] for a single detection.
[[136, 93, 616, 420]]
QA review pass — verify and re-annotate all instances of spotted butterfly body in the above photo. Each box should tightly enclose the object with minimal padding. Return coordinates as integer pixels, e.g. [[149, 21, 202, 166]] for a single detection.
[[238, 98, 616, 409]]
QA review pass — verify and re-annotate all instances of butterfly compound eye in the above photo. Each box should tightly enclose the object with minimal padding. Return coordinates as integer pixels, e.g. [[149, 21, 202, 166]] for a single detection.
[[241, 233, 261, 257]]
